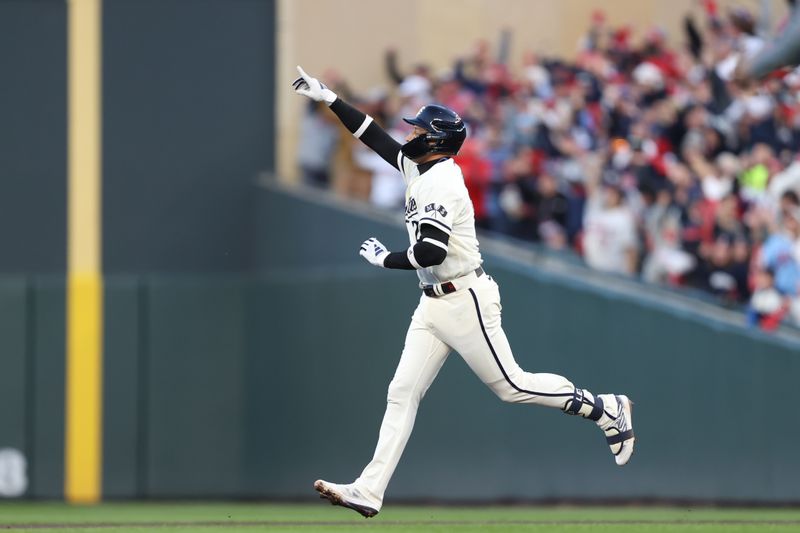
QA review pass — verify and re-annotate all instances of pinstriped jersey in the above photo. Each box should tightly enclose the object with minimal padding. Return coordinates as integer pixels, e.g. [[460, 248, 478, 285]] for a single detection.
[[396, 153, 483, 285]]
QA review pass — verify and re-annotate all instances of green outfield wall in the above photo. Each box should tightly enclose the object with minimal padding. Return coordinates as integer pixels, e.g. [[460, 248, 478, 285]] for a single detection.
[[249, 184, 800, 503], [2, 183, 799, 502]]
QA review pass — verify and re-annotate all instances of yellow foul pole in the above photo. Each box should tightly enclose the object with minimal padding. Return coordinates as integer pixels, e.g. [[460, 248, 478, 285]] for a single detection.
[[66, 0, 103, 503]]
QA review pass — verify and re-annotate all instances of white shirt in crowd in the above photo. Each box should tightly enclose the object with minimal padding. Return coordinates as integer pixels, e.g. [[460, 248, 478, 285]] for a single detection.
[[353, 129, 406, 209], [583, 192, 638, 275]]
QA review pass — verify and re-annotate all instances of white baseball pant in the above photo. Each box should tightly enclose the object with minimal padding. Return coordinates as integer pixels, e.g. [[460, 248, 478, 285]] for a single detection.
[[354, 272, 589, 505]]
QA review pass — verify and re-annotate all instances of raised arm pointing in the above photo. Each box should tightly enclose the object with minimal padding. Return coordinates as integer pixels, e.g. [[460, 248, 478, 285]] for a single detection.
[[293, 65, 403, 169]]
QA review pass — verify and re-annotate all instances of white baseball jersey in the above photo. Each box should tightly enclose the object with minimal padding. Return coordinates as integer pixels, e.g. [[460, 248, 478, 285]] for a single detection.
[[397, 153, 482, 285]]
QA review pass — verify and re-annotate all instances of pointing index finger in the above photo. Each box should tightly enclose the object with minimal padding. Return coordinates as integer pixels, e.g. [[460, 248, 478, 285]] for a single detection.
[[296, 65, 311, 81]]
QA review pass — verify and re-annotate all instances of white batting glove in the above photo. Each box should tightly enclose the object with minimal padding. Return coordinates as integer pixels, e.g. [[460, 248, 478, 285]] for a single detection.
[[359, 237, 389, 268], [292, 65, 337, 105]]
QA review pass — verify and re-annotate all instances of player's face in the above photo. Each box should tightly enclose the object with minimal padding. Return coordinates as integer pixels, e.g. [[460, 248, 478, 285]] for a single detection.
[[406, 127, 427, 142]]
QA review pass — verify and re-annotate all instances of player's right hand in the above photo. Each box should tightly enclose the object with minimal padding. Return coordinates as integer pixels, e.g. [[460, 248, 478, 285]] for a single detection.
[[359, 237, 389, 268], [292, 65, 337, 105]]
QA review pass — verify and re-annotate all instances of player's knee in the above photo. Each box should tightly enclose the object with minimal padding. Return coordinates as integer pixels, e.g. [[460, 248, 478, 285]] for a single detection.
[[489, 381, 520, 403], [387, 379, 419, 407]]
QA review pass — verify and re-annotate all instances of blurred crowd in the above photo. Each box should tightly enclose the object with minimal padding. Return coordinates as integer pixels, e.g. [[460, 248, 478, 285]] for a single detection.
[[296, 1, 800, 332]]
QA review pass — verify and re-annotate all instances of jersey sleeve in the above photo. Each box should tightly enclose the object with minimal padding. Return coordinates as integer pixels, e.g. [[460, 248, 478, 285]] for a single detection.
[[396, 152, 416, 184], [415, 180, 459, 237]]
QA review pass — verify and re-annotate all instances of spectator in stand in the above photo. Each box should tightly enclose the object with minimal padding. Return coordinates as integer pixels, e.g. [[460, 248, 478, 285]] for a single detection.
[[297, 100, 340, 187], [747, 267, 786, 330], [768, 157, 800, 213], [498, 147, 539, 241], [641, 185, 697, 284], [384, 48, 431, 89], [353, 135, 406, 209], [685, 233, 748, 304], [779, 189, 800, 221], [481, 121, 515, 232], [383, 49, 434, 128], [531, 170, 570, 245], [757, 206, 800, 321], [300, 4, 800, 329], [454, 137, 493, 230], [739, 142, 777, 202], [351, 89, 407, 209], [583, 180, 639, 275], [712, 193, 746, 241], [731, 234, 752, 299], [582, 155, 638, 275]]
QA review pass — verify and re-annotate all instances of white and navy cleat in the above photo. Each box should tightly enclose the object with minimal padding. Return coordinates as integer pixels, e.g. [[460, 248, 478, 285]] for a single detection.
[[314, 479, 380, 518], [603, 395, 635, 466]]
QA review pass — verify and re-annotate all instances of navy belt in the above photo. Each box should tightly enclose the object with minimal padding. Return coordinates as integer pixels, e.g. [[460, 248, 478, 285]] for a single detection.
[[422, 267, 484, 297]]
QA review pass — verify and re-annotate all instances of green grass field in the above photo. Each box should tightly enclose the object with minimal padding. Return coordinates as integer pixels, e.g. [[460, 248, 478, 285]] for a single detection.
[[1, 503, 799, 532]]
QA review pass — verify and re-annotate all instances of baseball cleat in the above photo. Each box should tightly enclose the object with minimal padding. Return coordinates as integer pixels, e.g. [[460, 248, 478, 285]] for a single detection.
[[314, 479, 380, 518], [603, 395, 635, 466]]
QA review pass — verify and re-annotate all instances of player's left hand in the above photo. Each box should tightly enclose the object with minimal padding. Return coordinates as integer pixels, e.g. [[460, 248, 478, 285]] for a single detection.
[[292, 65, 338, 105], [359, 237, 389, 268]]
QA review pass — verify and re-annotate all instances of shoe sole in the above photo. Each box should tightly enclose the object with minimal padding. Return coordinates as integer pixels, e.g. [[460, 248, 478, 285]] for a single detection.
[[615, 396, 635, 466], [314, 480, 379, 518]]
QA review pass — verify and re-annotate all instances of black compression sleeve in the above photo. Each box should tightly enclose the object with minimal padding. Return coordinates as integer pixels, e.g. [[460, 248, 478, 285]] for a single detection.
[[328, 98, 365, 132], [383, 251, 415, 270], [383, 226, 450, 270], [329, 98, 402, 169]]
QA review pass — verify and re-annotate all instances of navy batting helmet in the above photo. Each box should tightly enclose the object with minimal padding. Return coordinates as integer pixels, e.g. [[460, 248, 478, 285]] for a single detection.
[[401, 104, 467, 160]]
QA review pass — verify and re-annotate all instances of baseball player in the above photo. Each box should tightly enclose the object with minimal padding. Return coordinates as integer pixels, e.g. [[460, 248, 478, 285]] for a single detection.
[[293, 66, 635, 518]]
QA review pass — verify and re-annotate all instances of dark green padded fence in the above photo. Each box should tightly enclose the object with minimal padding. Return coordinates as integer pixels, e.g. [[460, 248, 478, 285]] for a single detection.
[[250, 183, 800, 503], [0, 277, 65, 498], [2, 183, 799, 501]]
